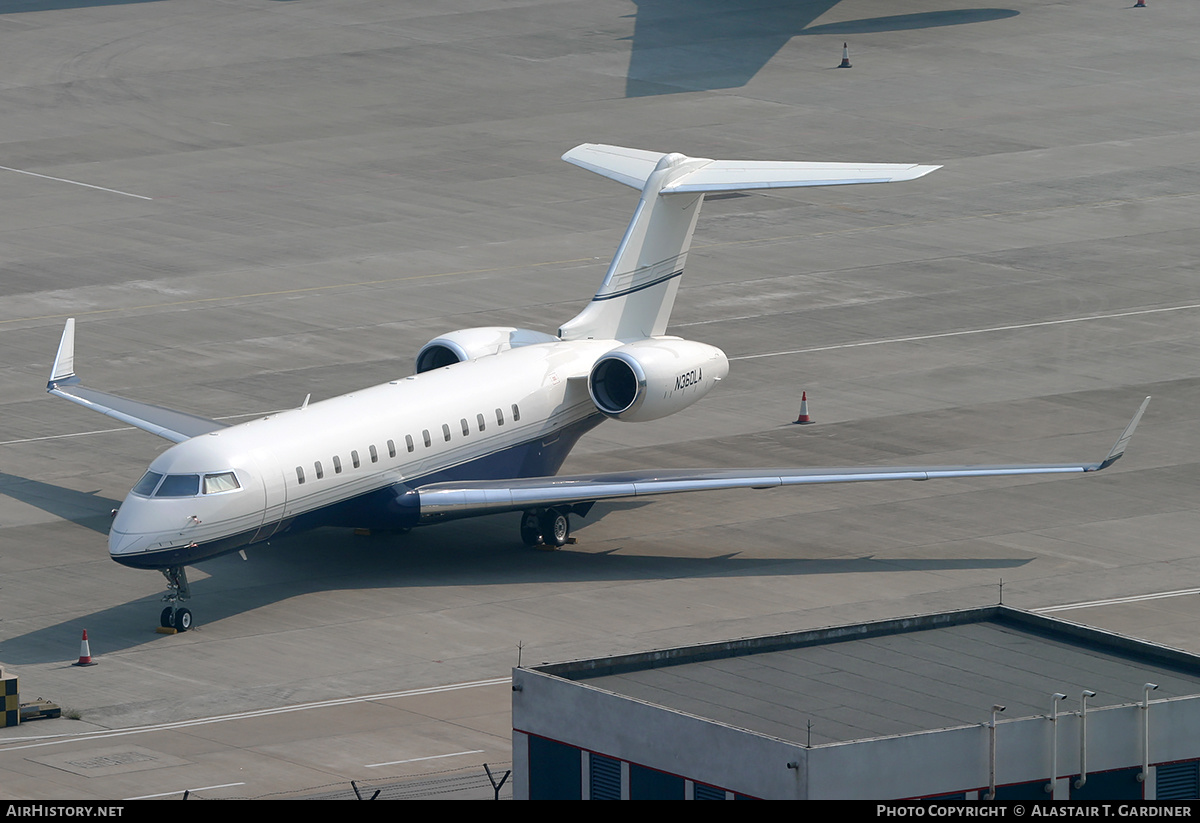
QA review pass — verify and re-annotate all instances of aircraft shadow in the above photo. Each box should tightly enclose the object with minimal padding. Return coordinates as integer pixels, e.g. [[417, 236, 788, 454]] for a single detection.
[[0, 471, 119, 535], [624, 0, 1019, 96], [2, 512, 1030, 663], [0, 0, 157, 10], [0, 0, 289, 11], [1, 1, 1017, 98], [799, 9, 1019, 37]]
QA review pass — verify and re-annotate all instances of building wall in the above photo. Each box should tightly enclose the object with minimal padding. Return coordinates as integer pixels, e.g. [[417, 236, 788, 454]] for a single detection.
[[512, 667, 808, 799], [513, 665, 1200, 800]]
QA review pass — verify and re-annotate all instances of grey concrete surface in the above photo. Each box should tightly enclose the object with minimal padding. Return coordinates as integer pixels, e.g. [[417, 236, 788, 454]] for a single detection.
[[1, 0, 1199, 800]]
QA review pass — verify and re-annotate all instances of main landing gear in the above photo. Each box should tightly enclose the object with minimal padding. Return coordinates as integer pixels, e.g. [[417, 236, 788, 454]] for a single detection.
[[159, 565, 193, 632], [520, 508, 571, 549]]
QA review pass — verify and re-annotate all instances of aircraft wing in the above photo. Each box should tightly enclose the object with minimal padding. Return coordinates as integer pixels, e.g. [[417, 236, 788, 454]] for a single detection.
[[415, 397, 1150, 518], [45, 319, 226, 443]]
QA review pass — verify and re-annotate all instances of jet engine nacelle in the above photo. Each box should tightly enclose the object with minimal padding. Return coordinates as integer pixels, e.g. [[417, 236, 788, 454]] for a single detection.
[[588, 338, 729, 423], [416, 327, 559, 373]]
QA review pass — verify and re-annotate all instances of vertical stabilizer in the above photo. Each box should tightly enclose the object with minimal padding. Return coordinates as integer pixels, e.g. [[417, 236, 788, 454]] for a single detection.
[[557, 144, 940, 342], [558, 150, 709, 342]]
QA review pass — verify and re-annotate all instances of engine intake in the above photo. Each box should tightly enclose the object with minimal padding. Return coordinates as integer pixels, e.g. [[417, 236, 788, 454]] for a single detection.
[[416, 327, 559, 373], [588, 338, 728, 422]]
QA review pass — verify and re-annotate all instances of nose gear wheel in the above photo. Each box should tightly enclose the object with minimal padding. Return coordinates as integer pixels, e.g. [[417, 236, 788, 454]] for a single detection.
[[159, 565, 194, 632]]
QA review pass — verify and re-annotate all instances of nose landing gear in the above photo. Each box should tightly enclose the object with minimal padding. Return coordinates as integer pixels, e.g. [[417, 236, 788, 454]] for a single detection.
[[158, 565, 194, 632]]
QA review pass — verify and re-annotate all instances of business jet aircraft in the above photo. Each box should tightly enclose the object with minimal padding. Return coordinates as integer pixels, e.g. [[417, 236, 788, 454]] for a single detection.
[[45, 144, 1149, 632]]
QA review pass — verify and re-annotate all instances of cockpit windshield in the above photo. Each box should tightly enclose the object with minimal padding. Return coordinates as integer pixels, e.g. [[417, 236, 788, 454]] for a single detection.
[[156, 474, 200, 497], [130, 471, 241, 498], [132, 471, 163, 496]]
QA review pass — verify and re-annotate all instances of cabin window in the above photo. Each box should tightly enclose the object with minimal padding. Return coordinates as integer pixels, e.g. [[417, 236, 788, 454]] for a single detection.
[[423, 429, 431, 448], [351, 450, 360, 469], [296, 466, 305, 485], [442, 423, 452, 442], [203, 472, 241, 494], [333, 456, 342, 474], [133, 471, 164, 496], [512, 403, 521, 422], [477, 413, 486, 432], [369, 445, 378, 463], [496, 408, 504, 426], [405, 434, 414, 453], [388, 439, 396, 458], [461, 418, 469, 436], [155, 474, 200, 498], [315, 461, 324, 479]]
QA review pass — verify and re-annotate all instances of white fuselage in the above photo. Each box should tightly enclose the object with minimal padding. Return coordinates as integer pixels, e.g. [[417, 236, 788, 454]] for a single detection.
[[108, 339, 617, 568]]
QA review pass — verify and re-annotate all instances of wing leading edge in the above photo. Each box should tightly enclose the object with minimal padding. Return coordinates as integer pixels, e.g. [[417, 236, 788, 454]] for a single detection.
[[415, 397, 1151, 519], [46, 319, 226, 443]]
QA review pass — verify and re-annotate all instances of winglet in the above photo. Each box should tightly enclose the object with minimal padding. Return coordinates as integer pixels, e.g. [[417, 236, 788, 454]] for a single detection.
[[1096, 396, 1151, 471], [48, 318, 78, 388]]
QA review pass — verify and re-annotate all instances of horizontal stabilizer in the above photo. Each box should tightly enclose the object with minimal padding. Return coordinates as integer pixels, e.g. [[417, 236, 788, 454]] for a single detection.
[[46, 319, 226, 443], [662, 159, 941, 193], [562, 143, 941, 194], [561, 145, 667, 190]]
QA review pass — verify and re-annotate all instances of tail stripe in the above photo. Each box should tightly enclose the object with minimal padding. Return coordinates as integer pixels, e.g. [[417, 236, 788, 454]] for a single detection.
[[593, 269, 684, 301]]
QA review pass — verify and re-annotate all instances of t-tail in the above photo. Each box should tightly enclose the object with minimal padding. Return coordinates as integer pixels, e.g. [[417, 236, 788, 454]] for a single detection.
[[557, 143, 941, 342]]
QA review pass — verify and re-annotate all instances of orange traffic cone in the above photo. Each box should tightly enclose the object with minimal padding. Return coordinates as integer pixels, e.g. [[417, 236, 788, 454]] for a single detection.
[[838, 43, 852, 68], [1133, 0, 1145, 6], [794, 391, 815, 424], [73, 630, 96, 666]]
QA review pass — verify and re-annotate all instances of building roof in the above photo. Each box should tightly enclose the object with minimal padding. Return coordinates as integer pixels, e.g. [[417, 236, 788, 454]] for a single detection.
[[533, 606, 1200, 746]]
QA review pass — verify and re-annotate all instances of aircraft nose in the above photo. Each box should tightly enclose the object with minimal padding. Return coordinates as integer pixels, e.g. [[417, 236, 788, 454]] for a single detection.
[[108, 527, 144, 558], [108, 494, 154, 560]]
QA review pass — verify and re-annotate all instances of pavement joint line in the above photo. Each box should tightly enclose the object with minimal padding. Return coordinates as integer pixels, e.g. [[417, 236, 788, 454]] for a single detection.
[[2, 189, 1194, 330], [732, 301, 1200, 360], [1034, 588, 1200, 613], [125, 782, 245, 800], [7, 300, 1199, 446], [0, 256, 602, 328], [366, 750, 484, 768], [0, 410, 289, 446], [0, 165, 153, 201], [0, 677, 511, 753]]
